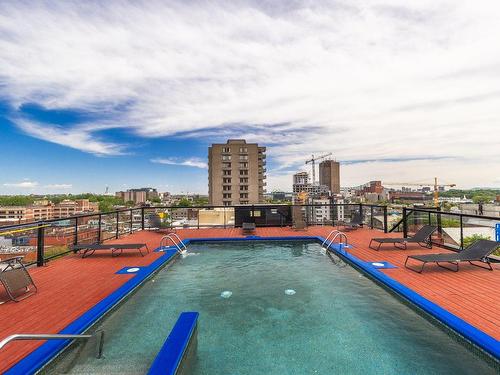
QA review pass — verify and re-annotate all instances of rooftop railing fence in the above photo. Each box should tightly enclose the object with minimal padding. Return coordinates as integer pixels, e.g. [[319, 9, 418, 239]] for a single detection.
[[0, 204, 498, 267], [388, 207, 500, 252]]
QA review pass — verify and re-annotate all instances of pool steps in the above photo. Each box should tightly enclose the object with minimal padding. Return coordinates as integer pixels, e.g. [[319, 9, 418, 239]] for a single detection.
[[147, 312, 199, 375]]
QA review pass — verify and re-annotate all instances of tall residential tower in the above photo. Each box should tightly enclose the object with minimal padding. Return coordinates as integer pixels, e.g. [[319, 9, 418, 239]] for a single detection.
[[208, 139, 266, 205], [319, 160, 340, 194]]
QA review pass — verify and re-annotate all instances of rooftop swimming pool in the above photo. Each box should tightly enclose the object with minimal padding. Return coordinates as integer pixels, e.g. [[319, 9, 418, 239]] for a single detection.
[[42, 240, 496, 374]]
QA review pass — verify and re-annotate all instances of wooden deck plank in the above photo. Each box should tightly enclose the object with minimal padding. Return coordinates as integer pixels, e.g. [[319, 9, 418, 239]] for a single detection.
[[0, 227, 499, 372]]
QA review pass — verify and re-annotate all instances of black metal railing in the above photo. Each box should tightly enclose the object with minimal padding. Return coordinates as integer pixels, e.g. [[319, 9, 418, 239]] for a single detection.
[[0, 203, 390, 267], [391, 207, 499, 252], [2, 203, 498, 266]]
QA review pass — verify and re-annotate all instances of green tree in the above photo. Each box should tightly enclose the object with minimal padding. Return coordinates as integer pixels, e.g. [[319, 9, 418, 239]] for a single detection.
[[192, 196, 208, 206], [149, 197, 162, 204], [440, 218, 461, 228], [472, 195, 491, 204], [98, 200, 114, 212], [462, 233, 491, 249], [0, 195, 35, 206], [175, 198, 192, 207]]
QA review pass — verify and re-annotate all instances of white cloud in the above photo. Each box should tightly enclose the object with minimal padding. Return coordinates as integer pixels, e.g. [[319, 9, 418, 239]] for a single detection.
[[44, 184, 73, 189], [151, 157, 207, 169], [3, 180, 39, 188], [1, 1, 499, 186], [15, 120, 125, 156]]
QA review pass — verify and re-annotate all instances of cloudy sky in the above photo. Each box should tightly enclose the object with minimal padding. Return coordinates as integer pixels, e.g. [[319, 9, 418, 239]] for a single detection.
[[1, 0, 499, 194]]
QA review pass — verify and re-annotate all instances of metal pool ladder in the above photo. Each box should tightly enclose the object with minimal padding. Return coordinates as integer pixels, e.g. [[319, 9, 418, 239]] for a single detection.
[[0, 331, 105, 358], [322, 230, 348, 250], [160, 233, 187, 253]]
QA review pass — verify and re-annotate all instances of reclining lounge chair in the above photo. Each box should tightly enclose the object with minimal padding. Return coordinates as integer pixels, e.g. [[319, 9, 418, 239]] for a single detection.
[[242, 222, 256, 235], [72, 243, 149, 258], [369, 225, 437, 251], [0, 256, 37, 303], [339, 212, 363, 231], [405, 239, 499, 273]]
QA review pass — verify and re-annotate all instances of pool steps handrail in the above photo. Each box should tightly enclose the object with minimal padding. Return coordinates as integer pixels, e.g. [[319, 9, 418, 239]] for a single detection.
[[160, 234, 187, 253], [322, 230, 348, 249], [0, 331, 105, 358], [321, 230, 340, 247]]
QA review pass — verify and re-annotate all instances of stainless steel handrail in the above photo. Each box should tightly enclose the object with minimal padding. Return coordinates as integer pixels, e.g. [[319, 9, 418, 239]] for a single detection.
[[160, 234, 186, 253], [168, 233, 187, 250], [0, 331, 105, 358], [326, 232, 348, 249], [321, 230, 341, 247]]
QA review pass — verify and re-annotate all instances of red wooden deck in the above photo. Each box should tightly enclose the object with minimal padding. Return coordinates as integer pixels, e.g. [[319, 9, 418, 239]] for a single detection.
[[1, 227, 499, 372]]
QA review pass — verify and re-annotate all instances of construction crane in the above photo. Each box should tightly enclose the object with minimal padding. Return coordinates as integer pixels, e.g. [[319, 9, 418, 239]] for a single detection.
[[383, 177, 456, 207], [305, 152, 333, 185]]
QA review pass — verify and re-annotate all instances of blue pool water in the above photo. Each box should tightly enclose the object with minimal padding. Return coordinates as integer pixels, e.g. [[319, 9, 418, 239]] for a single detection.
[[44, 241, 496, 374]]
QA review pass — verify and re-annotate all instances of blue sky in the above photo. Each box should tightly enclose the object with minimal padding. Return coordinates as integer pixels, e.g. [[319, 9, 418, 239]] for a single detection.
[[1, 0, 499, 194], [0, 101, 216, 194]]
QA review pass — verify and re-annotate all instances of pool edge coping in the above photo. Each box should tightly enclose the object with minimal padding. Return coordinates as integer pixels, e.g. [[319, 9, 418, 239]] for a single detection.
[[6, 235, 500, 374]]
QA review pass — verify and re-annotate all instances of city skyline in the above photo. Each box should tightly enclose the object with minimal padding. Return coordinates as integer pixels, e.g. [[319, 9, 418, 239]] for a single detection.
[[1, 1, 500, 195]]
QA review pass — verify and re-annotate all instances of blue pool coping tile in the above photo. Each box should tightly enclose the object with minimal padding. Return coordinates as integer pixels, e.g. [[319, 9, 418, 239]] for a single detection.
[[7, 235, 500, 374], [320, 238, 500, 361], [5, 249, 179, 375], [147, 311, 199, 375], [115, 266, 146, 274], [364, 261, 397, 269]]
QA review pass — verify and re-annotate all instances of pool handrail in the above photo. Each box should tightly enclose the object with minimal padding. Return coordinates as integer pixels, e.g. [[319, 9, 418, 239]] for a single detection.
[[322, 230, 348, 249], [321, 230, 341, 247], [0, 331, 104, 358], [160, 234, 187, 253], [327, 232, 348, 249]]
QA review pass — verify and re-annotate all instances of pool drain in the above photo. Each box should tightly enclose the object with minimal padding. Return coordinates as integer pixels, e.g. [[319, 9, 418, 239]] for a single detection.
[[221, 291, 232, 298], [285, 289, 296, 296]]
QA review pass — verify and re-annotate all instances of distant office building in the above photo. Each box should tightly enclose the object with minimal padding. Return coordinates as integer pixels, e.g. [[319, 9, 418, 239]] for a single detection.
[[208, 139, 266, 206], [363, 181, 384, 194], [389, 191, 431, 203], [292, 171, 330, 203], [116, 188, 158, 205], [292, 172, 309, 194], [319, 160, 340, 194], [0, 199, 98, 225], [308, 198, 345, 224]]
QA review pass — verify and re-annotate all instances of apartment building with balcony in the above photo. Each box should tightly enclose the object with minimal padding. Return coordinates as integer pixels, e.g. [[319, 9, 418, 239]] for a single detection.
[[208, 139, 266, 206], [0, 199, 99, 225], [115, 188, 159, 205]]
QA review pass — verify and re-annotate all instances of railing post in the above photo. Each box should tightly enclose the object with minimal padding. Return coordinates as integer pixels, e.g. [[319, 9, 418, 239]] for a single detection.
[[460, 214, 464, 250], [115, 211, 119, 239], [74, 217, 79, 246], [436, 207, 442, 237], [36, 223, 45, 267], [383, 206, 388, 233], [97, 214, 102, 243], [141, 207, 145, 230], [223, 207, 227, 229], [370, 206, 374, 229], [197, 210, 200, 229], [402, 207, 408, 238], [359, 203, 363, 224], [129, 209, 133, 234]]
